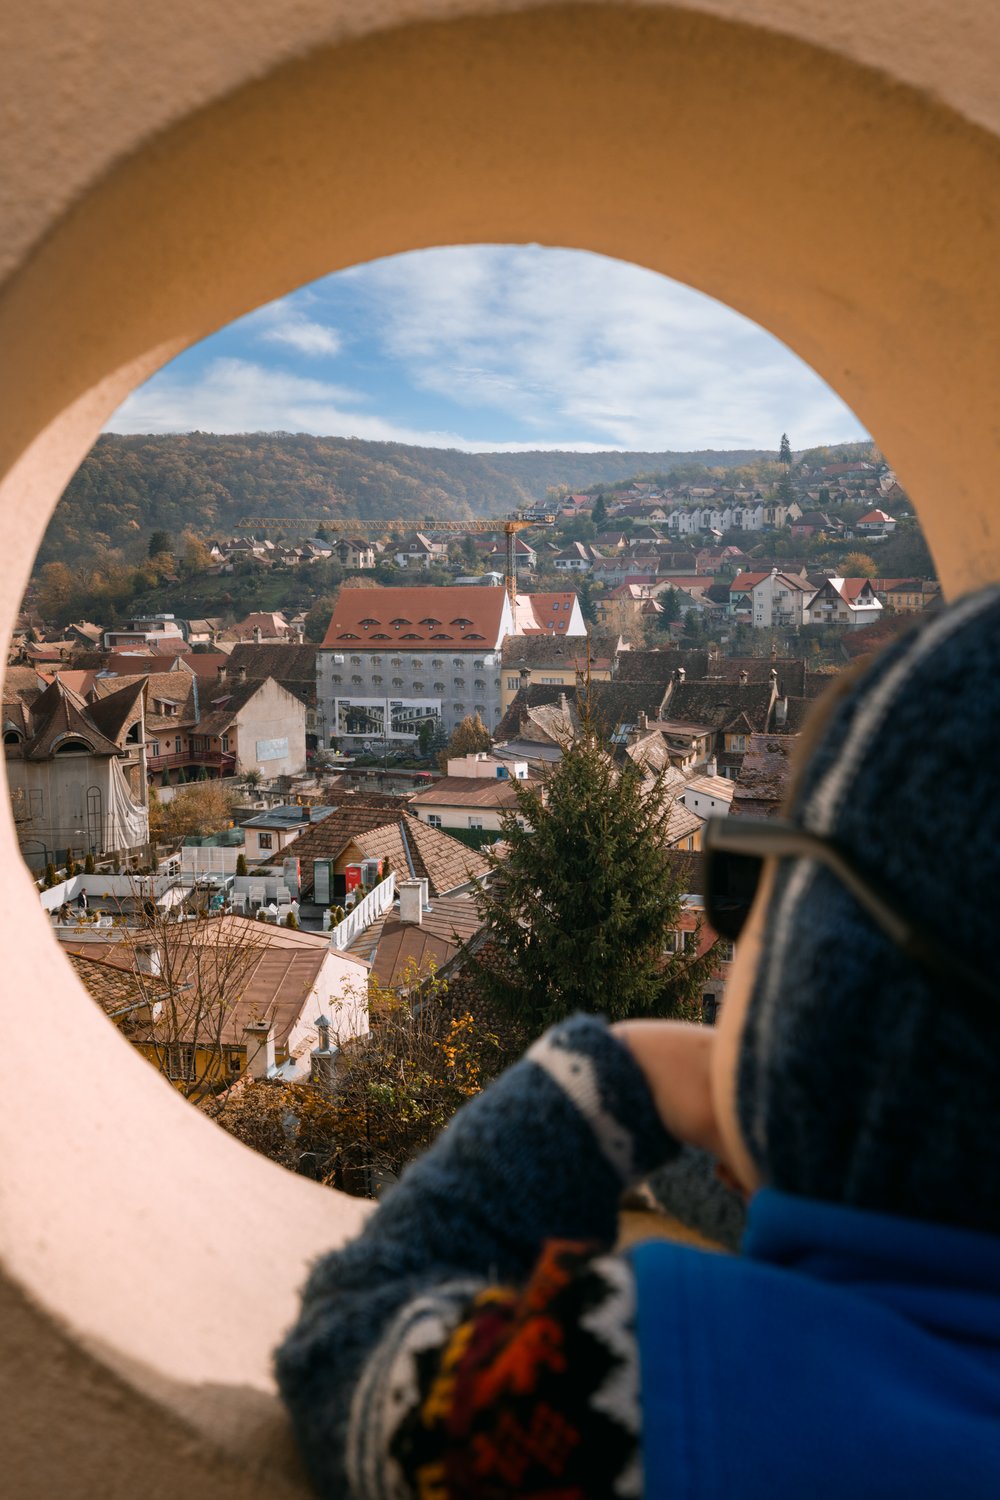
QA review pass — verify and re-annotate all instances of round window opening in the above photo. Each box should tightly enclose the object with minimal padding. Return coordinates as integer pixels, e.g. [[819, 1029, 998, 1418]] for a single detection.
[[12, 243, 913, 1189]]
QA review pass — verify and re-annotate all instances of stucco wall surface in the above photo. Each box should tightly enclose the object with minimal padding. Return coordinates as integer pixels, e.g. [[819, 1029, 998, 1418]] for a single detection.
[[3, 2, 1000, 1496]]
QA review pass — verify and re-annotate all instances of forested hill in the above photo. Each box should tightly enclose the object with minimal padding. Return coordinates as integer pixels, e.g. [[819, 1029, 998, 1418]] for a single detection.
[[42, 432, 783, 566]]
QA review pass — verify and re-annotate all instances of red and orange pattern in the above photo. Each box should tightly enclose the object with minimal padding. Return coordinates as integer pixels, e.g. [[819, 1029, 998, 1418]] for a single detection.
[[391, 1241, 640, 1500]]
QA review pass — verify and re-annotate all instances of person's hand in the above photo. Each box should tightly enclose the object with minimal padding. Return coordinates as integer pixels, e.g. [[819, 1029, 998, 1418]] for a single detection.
[[612, 1020, 725, 1160]]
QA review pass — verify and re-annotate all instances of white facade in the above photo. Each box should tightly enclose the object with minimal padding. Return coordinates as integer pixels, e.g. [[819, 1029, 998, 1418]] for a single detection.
[[282, 947, 371, 1075], [679, 775, 734, 818], [749, 570, 809, 628], [233, 677, 308, 779], [446, 752, 528, 779], [10, 753, 149, 868], [804, 578, 883, 629]]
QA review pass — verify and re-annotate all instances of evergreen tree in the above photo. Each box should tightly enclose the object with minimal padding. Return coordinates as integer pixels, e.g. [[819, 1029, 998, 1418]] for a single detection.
[[576, 575, 598, 628], [592, 493, 608, 528], [468, 723, 718, 1030], [148, 529, 173, 559], [776, 467, 795, 507], [778, 433, 793, 465], [658, 586, 682, 626]]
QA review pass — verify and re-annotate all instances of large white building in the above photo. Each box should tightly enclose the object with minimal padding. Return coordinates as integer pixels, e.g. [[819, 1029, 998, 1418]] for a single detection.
[[316, 585, 584, 747]]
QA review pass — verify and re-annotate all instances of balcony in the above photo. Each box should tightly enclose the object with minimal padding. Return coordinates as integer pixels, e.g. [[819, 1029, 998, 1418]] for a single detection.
[[146, 749, 237, 773]]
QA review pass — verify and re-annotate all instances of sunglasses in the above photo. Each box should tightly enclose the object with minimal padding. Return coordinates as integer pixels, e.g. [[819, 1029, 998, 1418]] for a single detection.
[[701, 815, 992, 1003]]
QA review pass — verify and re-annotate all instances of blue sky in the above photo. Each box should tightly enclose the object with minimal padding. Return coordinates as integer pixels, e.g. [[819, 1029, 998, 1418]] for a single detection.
[[108, 245, 869, 453]]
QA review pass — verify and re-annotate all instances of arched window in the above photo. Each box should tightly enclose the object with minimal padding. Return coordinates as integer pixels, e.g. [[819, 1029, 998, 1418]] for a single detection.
[[3, 730, 21, 746], [55, 739, 92, 754]]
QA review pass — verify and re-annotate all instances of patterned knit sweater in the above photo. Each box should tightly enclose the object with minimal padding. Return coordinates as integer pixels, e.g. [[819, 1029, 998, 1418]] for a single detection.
[[275, 1014, 679, 1500]]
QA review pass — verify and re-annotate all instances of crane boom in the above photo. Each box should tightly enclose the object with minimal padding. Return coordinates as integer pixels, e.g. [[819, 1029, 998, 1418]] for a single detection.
[[234, 514, 556, 606]]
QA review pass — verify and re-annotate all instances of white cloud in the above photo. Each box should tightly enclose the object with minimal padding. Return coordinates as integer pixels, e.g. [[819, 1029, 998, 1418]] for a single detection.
[[260, 316, 342, 358], [345, 245, 868, 451], [106, 246, 869, 451], [106, 356, 615, 451], [242, 296, 343, 357]]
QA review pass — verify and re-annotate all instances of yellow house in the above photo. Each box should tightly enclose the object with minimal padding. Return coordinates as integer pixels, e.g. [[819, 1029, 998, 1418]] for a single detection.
[[499, 633, 616, 712], [64, 919, 369, 1100]]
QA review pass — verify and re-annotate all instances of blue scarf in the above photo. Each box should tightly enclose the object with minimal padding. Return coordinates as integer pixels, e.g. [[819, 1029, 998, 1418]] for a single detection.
[[632, 1189, 1000, 1498]]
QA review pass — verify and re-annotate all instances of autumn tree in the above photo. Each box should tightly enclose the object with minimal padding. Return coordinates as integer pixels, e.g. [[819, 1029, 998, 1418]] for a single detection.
[[149, 780, 235, 843], [37, 561, 77, 622], [207, 964, 505, 1192], [841, 551, 879, 578], [467, 720, 719, 1031], [180, 529, 213, 575], [438, 712, 490, 772]]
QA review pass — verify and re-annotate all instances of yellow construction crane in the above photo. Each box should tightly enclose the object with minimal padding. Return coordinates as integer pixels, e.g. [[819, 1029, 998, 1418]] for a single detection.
[[235, 513, 556, 606]]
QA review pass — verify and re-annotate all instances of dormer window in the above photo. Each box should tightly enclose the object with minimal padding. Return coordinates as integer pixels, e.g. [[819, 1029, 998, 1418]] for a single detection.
[[419, 617, 442, 627], [359, 618, 380, 628], [4, 730, 22, 746], [450, 617, 473, 628], [390, 618, 412, 628], [55, 738, 92, 754], [401, 633, 422, 641]]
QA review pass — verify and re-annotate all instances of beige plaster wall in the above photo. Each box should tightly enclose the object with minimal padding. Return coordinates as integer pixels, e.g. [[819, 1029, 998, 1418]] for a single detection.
[[2, 3, 1000, 1495]]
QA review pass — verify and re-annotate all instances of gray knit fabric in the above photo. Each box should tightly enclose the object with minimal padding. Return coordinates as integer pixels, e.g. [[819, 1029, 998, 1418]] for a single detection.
[[736, 585, 1000, 1233]]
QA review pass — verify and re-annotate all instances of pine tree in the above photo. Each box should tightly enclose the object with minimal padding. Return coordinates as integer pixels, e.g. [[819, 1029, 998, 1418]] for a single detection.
[[148, 529, 173, 559], [468, 722, 719, 1031], [592, 493, 608, 528], [778, 433, 793, 465]]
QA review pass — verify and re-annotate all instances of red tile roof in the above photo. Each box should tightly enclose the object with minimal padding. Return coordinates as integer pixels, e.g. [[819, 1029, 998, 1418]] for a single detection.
[[322, 586, 507, 651]]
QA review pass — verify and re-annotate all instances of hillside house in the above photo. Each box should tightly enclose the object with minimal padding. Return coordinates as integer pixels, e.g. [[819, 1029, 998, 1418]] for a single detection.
[[332, 538, 377, 570], [804, 576, 883, 629], [856, 508, 897, 536], [393, 533, 449, 569]]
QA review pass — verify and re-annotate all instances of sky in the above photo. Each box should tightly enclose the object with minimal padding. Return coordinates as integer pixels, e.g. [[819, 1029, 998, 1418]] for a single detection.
[[107, 244, 869, 454]]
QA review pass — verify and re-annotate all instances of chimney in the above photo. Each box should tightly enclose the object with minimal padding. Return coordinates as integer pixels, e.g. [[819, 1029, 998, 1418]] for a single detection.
[[775, 697, 788, 726], [706, 754, 718, 777], [243, 1020, 275, 1079], [519, 667, 530, 689], [398, 878, 424, 926], [738, 669, 749, 687], [638, 710, 648, 732], [238, 664, 247, 684], [769, 666, 779, 687], [311, 1014, 337, 1091], [253, 625, 262, 644], [675, 666, 686, 685], [216, 664, 227, 683]]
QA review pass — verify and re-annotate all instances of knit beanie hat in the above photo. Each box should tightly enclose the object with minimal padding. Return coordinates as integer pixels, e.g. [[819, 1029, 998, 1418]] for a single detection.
[[736, 583, 1000, 1234]]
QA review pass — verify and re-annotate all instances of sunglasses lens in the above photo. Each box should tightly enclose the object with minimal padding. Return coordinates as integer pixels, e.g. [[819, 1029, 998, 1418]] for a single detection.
[[707, 849, 762, 940]]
